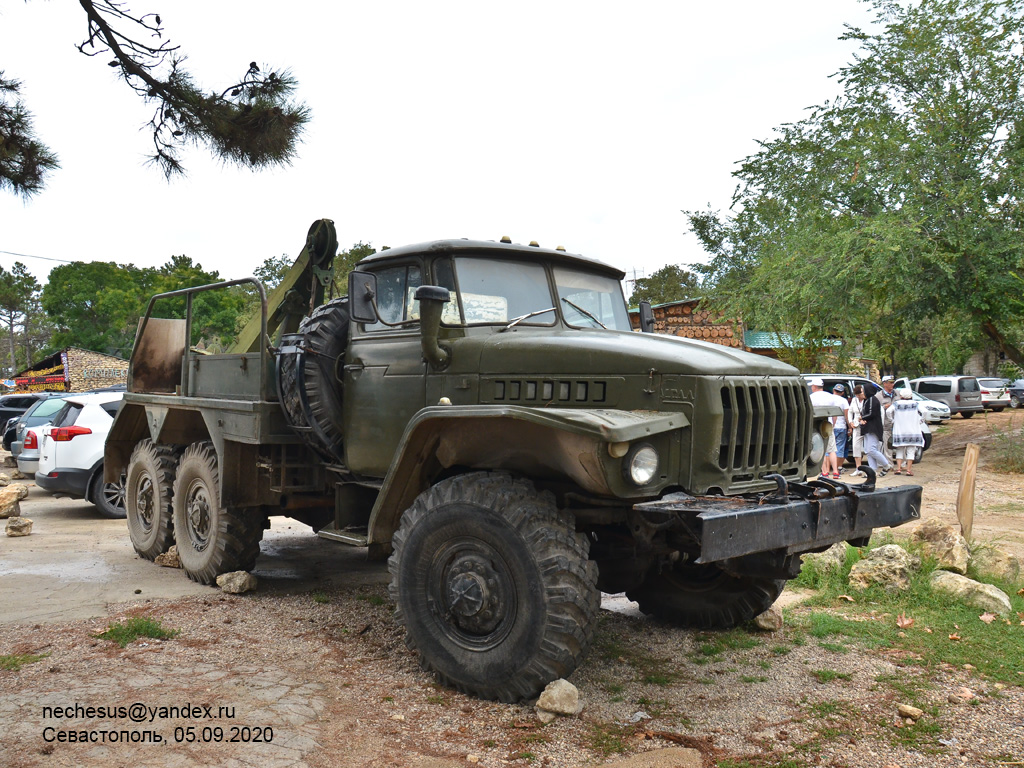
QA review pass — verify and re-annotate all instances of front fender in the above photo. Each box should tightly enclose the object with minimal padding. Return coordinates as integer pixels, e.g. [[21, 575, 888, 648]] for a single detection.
[[366, 405, 688, 546]]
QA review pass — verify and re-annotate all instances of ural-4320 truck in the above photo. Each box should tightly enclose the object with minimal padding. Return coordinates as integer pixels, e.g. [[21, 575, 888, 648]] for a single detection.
[[106, 220, 921, 702]]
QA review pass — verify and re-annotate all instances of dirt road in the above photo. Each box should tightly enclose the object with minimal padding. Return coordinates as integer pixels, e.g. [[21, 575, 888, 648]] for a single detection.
[[1, 410, 1021, 768]]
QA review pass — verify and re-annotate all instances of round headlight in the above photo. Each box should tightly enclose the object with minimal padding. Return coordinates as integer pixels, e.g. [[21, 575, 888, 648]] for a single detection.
[[809, 432, 825, 466], [626, 445, 659, 486]]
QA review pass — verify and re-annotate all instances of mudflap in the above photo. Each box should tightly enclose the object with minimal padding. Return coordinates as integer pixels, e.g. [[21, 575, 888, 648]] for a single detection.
[[633, 469, 921, 565]]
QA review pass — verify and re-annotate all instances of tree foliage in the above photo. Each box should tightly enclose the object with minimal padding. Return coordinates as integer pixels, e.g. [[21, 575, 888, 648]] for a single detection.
[[628, 264, 700, 306], [0, 262, 41, 374], [686, 0, 1024, 371], [1, 1, 309, 195], [0, 74, 61, 197], [40, 256, 243, 357]]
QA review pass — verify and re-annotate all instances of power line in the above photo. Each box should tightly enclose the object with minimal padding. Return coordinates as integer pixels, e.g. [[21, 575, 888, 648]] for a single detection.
[[0, 249, 73, 264]]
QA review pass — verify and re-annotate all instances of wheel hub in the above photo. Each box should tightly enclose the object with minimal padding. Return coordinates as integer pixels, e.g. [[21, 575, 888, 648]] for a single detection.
[[186, 483, 212, 551], [444, 555, 504, 635], [135, 476, 155, 529]]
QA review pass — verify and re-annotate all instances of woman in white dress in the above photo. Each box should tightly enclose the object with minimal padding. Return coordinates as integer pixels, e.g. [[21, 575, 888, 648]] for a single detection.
[[891, 388, 925, 476]]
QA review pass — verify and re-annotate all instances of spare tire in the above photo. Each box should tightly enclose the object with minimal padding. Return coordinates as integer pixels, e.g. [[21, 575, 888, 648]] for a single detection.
[[275, 297, 350, 463]]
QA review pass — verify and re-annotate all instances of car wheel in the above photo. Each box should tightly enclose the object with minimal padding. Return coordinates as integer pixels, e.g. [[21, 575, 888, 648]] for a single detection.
[[389, 471, 600, 702], [993, 407, 1005, 413], [961, 412, 974, 419], [172, 441, 264, 585], [1012, 395, 1021, 408], [90, 468, 127, 519]]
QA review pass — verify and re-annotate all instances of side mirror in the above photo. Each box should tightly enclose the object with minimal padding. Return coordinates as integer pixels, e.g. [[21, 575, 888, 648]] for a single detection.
[[415, 285, 451, 370], [348, 271, 378, 323], [638, 301, 655, 333]]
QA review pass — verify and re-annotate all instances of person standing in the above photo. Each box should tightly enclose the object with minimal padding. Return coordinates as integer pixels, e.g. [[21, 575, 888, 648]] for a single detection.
[[877, 375, 897, 461], [891, 388, 925, 475], [830, 383, 850, 476], [808, 378, 840, 479], [860, 384, 893, 476], [847, 385, 867, 477]]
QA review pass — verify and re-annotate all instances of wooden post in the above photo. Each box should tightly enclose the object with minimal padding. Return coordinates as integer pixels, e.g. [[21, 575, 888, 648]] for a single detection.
[[956, 442, 980, 541]]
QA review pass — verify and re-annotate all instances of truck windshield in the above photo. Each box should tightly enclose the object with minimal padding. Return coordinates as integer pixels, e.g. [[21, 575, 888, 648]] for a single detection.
[[553, 267, 631, 331], [448, 258, 556, 326]]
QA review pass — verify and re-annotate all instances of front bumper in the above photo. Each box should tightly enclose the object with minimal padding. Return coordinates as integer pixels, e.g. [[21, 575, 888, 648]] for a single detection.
[[634, 473, 921, 564]]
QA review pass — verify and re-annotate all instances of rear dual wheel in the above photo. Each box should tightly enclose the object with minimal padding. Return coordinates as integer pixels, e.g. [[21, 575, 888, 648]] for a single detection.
[[172, 441, 264, 584], [125, 439, 179, 559]]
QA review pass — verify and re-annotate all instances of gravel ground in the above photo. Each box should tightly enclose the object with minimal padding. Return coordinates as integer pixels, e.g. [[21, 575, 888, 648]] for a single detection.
[[1, 579, 1021, 768]]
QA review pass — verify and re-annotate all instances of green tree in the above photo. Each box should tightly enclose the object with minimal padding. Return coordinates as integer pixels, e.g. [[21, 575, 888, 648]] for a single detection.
[[0, 74, 60, 197], [686, 0, 1024, 367], [333, 241, 376, 294], [0, 262, 40, 374], [41, 261, 156, 356], [628, 264, 700, 306], [2, 1, 308, 195], [150, 255, 246, 348]]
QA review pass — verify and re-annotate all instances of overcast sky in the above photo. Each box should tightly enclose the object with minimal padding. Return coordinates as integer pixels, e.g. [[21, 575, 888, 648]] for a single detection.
[[0, 1, 876, 291]]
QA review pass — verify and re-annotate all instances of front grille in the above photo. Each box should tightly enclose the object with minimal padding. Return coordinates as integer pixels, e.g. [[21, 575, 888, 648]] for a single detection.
[[718, 378, 811, 476]]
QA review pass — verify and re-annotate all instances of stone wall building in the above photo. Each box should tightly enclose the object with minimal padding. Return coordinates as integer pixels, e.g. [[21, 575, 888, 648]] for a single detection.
[[628, 298, 744, 349], [12, 348, 128, 393]]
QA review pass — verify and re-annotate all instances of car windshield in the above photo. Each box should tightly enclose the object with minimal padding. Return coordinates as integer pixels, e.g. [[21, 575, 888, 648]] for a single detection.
[[553, 267, 631, 330], [446, 258, 556, 326], [979, 379, 1004, 388]]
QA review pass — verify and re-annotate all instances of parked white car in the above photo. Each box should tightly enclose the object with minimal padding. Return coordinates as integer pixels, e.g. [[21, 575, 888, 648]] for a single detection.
[[912, 390, 951, 424], [35, 392, 126, 518]]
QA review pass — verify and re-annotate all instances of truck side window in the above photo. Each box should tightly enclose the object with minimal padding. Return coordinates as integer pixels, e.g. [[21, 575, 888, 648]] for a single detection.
[[365, 265, 422, 331]]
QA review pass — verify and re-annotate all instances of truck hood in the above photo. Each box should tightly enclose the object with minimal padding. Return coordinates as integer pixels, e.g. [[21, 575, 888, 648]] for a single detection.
[[477, 328, 798, 377]]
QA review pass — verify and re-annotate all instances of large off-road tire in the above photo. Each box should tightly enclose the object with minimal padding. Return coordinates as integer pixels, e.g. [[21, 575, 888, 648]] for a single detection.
[[125, 439, 179, 560], [389, 472, 600, 702], [627, 562, 785, 630], [172, 441, 264, 585], [276, 298, 349, 462], [90, 466, 126, 519]]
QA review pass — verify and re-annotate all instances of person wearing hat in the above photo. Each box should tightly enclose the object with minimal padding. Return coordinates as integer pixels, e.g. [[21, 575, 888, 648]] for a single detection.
[[877, 375, 898, 461], [891, 387, 925, 475]]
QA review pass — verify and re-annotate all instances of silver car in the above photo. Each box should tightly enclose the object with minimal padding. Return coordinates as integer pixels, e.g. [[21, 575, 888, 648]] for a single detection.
[[909, 376, 985, 418]]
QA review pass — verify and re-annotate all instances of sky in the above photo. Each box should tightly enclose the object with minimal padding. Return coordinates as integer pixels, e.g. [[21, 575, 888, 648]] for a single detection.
[[0, 1, 877, 292]]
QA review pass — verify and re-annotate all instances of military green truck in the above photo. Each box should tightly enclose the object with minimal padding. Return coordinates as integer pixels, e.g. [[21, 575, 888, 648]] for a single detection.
[[106, 220, 921, 702]]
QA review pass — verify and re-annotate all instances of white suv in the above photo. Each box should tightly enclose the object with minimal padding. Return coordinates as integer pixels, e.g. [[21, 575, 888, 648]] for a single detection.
[[35, 392, 126, 518]]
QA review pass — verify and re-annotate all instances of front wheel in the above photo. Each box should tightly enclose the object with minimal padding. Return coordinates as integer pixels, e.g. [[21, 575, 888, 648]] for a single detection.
[[389, 472, 600, 702], [627, 562, 784, 629], [172, 441, 264, 584], [1011, 395, 1021, 408]]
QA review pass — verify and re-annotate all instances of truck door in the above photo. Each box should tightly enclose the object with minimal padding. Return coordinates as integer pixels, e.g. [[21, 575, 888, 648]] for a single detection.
[[342, 263, 427, 475]]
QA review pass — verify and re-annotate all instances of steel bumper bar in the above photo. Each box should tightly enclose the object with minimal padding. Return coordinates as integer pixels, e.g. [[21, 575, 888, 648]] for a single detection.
[[633, 476, 922, 564]]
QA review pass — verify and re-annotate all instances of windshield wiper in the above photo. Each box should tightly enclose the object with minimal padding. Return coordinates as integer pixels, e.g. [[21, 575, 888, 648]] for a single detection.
[[501, 307, 556, 331], [561, 298, 607, 329]]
